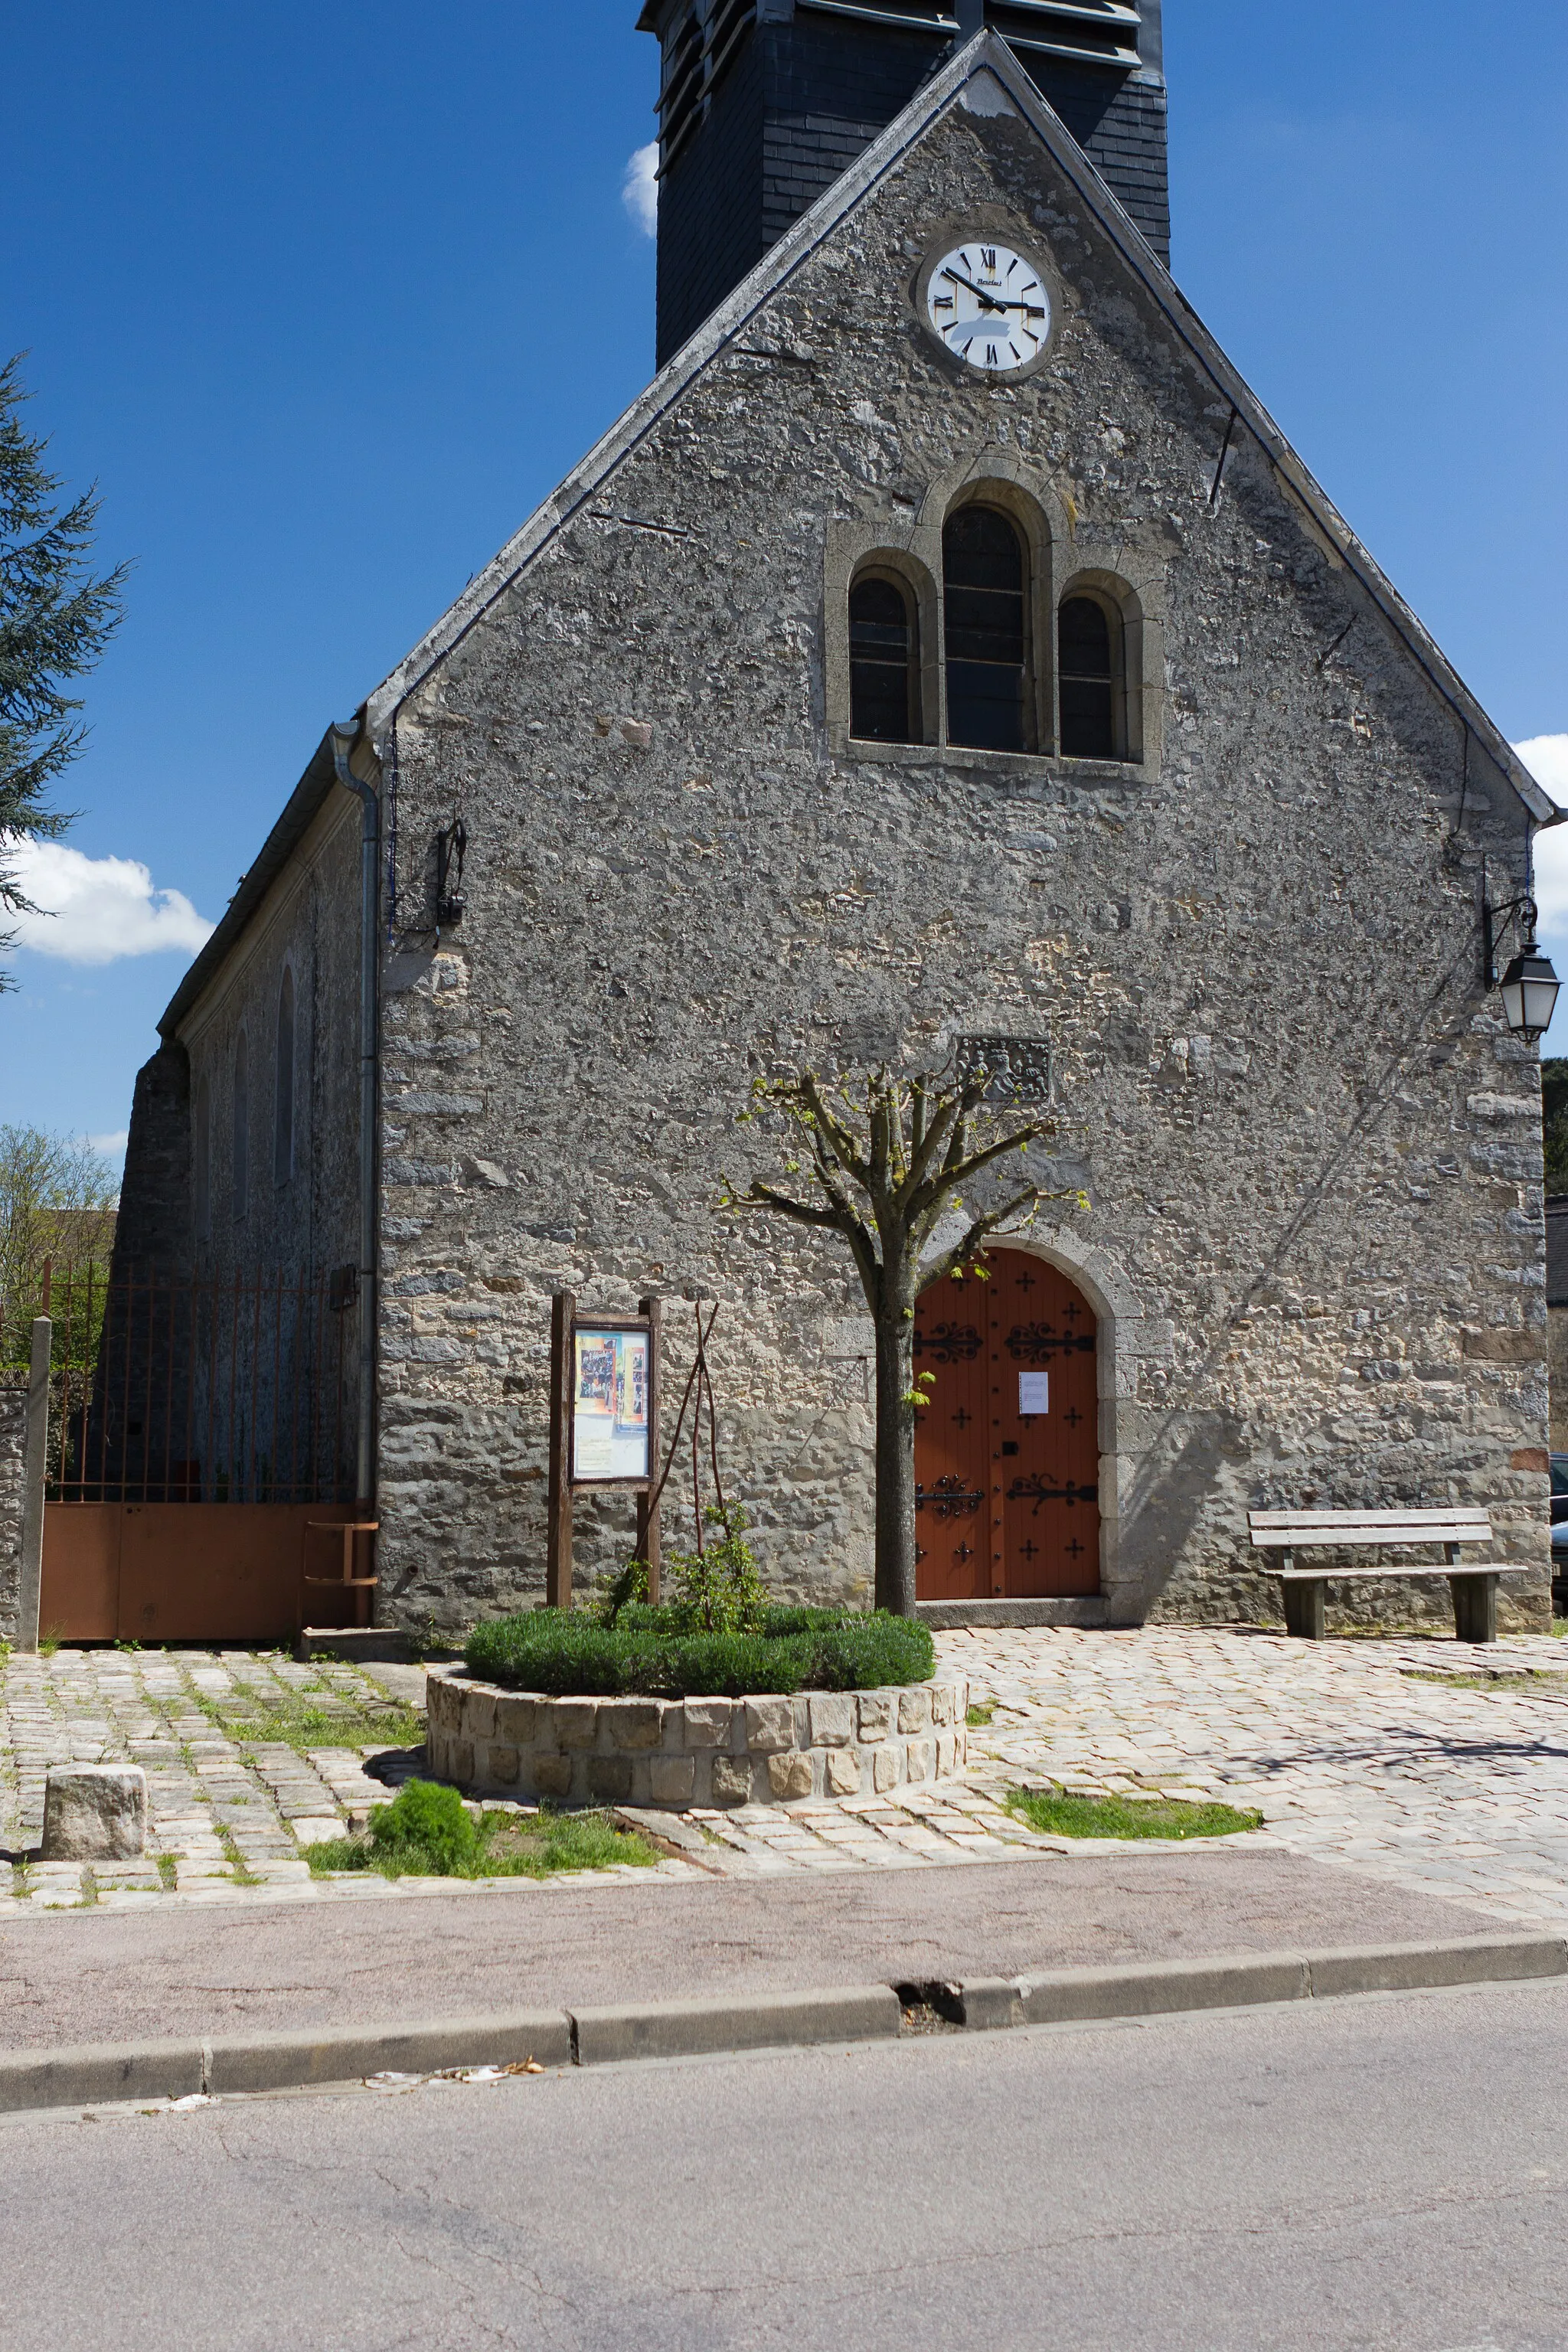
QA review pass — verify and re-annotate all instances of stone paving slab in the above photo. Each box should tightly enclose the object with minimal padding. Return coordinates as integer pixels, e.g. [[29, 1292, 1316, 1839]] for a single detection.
[[0, 1845, 1495, 2050], [7, 1627, 1568, 1926]]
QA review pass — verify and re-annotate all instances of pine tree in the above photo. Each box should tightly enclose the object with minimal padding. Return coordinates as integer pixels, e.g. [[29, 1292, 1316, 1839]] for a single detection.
[[0, 354, 127, 982]]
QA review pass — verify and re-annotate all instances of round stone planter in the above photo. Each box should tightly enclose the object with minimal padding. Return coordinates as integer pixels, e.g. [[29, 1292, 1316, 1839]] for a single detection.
[[424, 1668, 969, 1809]]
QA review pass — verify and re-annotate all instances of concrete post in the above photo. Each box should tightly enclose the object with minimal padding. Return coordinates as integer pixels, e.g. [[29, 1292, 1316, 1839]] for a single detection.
[[16, 1317, 50, 1654]]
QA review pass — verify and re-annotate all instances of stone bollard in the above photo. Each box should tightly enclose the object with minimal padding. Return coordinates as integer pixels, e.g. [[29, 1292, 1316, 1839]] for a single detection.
[[41, 1766, 149, 1860]]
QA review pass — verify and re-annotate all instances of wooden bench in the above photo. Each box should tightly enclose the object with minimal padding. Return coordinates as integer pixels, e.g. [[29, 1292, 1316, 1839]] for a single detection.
[[1247, 1508, 1530, 1644]]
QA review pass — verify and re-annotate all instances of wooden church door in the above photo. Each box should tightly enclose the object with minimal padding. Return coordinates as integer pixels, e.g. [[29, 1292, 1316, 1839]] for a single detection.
[[913, 1249, 1100, 1599]]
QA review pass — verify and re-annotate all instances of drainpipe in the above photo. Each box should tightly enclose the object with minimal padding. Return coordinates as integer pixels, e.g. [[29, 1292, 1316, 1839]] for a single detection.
[[331, 723, 380, 1512]]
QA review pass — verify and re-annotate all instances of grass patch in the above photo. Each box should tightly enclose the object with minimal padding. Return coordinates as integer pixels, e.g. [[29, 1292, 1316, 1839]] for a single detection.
[[215, 1824, 263, 1885], [466, 1603, 933, 1698], [305, 1777, 658, 1881], [1403, 1666, 1568, 1690], [155, 1854, 178, 1891], [1006, 1785, 1263, 1841], [197, 1687, 423, 1754], [966, 1700, 997, 1728]]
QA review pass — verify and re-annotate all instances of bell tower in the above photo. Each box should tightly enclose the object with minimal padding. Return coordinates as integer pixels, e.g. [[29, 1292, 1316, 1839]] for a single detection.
[[637, 0, 1169, 367]]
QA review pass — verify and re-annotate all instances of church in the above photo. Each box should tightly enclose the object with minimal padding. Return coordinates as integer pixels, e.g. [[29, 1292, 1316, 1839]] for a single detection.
[[110, 1, 1556, 1635]]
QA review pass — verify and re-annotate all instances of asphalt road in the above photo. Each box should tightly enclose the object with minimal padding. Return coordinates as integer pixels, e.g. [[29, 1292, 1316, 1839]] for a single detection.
[[5, 1980, 1566, 2351]]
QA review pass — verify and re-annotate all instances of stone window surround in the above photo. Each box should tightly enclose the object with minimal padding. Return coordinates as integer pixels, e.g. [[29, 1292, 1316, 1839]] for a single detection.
[[824, 449, 1165, 779]]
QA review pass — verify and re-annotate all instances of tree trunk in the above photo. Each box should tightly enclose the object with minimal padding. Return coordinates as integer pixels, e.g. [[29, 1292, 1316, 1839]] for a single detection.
[[872, 1303, 918, 1617]]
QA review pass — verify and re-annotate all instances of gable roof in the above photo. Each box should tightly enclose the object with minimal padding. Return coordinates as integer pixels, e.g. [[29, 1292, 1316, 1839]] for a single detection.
[[164, 30, 1556, 1040], [360, 31, 1552, 827]]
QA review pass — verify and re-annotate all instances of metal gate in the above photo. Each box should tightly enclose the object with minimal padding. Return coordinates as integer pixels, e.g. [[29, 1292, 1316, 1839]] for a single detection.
[[40, 1269, 367, 1644]]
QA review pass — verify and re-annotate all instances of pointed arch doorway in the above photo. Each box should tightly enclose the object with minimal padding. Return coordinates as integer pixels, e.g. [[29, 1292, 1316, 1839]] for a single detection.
[[913, 1248, 1100, 1601]]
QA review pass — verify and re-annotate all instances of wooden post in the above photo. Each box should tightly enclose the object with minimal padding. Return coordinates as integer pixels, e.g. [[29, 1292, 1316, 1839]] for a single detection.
[[637, 1294, 662, 1604], [18, 1316, 51, 1654], [546, 1289, 575, 1610]]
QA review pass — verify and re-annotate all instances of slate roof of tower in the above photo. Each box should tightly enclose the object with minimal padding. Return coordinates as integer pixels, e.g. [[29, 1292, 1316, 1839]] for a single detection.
[[160, 29, 1556, 1039]]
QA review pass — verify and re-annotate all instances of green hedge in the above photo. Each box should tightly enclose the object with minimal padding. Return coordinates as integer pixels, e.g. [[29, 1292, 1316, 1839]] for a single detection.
[[465, 1603, 935, 1698]]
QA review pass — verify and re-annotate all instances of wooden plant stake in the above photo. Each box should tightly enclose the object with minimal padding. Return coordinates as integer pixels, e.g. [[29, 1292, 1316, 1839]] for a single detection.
[[635, 1293, 662, 1602], [546, 1289, 575, 1609]]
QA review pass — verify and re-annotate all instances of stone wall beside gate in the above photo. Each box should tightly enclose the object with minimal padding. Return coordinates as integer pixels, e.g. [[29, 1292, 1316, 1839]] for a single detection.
[[0, 1380, 26, 1642]]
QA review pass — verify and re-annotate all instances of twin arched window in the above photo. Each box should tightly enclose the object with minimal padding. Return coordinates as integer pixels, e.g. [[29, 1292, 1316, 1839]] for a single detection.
[[848, 574, 916, 743], [848, 501, 1132, 761], [1057, 593, 1118, 760], [942, 506, 1027, 753]]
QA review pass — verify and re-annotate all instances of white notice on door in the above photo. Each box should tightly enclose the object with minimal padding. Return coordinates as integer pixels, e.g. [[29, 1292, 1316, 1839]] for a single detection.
[[1018, 1371, 1050, 1416]]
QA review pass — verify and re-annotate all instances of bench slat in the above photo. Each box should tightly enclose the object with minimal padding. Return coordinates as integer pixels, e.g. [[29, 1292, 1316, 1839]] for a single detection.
[[1250, 1508, 1491, 1531], [1269, 1564, 1528, 1583], [1251, 1529, 1490, 1550]]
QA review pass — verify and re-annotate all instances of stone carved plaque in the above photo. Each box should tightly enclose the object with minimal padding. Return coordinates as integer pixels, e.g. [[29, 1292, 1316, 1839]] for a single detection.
[[955, 1034, 1053, 1106]]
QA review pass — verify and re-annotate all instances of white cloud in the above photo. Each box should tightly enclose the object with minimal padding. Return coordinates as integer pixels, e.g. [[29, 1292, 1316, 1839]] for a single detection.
[[1513, 737, 1568, 931], [1516, 733, 1568, 804], [5, 840, 215, 965], [622, 142, 658, 237]]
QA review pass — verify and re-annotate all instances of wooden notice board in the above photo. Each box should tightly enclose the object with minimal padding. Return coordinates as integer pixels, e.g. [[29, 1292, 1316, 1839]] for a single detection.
[[546, 1293, 662, 1609]]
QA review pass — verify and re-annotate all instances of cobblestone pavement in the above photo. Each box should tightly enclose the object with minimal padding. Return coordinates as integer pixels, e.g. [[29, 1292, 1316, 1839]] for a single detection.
[[5, 1628, 1568, 1921]]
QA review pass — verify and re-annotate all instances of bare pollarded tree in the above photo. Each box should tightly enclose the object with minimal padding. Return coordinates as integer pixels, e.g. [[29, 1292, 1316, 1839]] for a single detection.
[[727, 1062, 1076, 1617]]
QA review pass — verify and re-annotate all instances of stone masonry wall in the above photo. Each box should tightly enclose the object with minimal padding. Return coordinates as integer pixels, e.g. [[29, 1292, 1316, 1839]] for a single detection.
[[426, 1666, 969, 1808], [0, 1383, 25, 1642], [357, 87, 1548, 1632]]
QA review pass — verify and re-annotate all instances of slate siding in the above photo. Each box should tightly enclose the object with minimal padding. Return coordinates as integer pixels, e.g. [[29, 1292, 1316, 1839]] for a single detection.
[[656, 9, 1169, 365]]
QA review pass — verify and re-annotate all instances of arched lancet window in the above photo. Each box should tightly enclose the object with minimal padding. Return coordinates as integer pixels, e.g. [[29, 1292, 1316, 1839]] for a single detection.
[[194, 1077, 211, 1240], [232, 1032, 250, 1223], [1057, 593, 1117, 759], [274, 967, 295, 1185], [943, 505, 1027, 753], [848, 573, 918, 743]]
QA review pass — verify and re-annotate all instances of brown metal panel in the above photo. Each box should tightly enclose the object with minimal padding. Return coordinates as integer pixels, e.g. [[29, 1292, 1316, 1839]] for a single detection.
[[116, 1503, 355, 1645], [40, 1504, 122, 1640]]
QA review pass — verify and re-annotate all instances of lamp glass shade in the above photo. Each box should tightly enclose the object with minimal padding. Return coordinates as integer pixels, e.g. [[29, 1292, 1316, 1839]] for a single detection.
[[1499, 943, 1562, 1041]]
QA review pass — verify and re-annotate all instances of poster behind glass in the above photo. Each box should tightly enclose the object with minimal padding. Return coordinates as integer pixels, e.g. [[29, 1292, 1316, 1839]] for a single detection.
[[571, 1326, 652, 1482]]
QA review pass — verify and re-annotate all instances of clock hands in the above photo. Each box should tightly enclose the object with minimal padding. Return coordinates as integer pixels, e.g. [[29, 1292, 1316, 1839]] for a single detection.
[[940, 266, 1044, 318], [941, 266, 1008, 313]]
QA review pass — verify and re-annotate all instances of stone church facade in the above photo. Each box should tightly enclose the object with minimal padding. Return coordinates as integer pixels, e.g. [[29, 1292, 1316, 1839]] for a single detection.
[[113, 16, 1556, 1633]]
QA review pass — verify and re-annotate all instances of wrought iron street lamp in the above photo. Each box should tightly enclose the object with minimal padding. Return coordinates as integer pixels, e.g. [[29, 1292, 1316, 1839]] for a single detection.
[[1497, 934, 1561, 1043], [1483, 881, 1561, 1043]]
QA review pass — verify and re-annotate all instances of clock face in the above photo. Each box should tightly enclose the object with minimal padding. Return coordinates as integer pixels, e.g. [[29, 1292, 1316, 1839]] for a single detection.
[[926, 240, 1051, 374]]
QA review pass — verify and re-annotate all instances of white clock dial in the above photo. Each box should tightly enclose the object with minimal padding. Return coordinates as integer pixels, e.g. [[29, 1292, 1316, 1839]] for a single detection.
[[926, 241, 1050, 373]]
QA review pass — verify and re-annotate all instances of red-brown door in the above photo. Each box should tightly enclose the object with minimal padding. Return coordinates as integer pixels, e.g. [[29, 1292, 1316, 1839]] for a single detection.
[[913, 1248, 1099, 1599]]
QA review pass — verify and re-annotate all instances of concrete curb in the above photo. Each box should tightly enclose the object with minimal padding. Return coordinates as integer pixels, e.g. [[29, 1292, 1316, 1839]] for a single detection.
[[0, 1932, 1559, 2117], [571, 1984, 902, 2067], [945, 1933, 1567, 2030]]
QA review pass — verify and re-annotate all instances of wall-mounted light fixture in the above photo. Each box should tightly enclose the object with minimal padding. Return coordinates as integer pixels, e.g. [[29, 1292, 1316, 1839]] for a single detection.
[[1483, 868, 1560, 1042]]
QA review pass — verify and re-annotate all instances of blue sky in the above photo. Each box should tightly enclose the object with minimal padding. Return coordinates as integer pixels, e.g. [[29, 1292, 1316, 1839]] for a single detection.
[[3, 0, 1566, 1161]]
